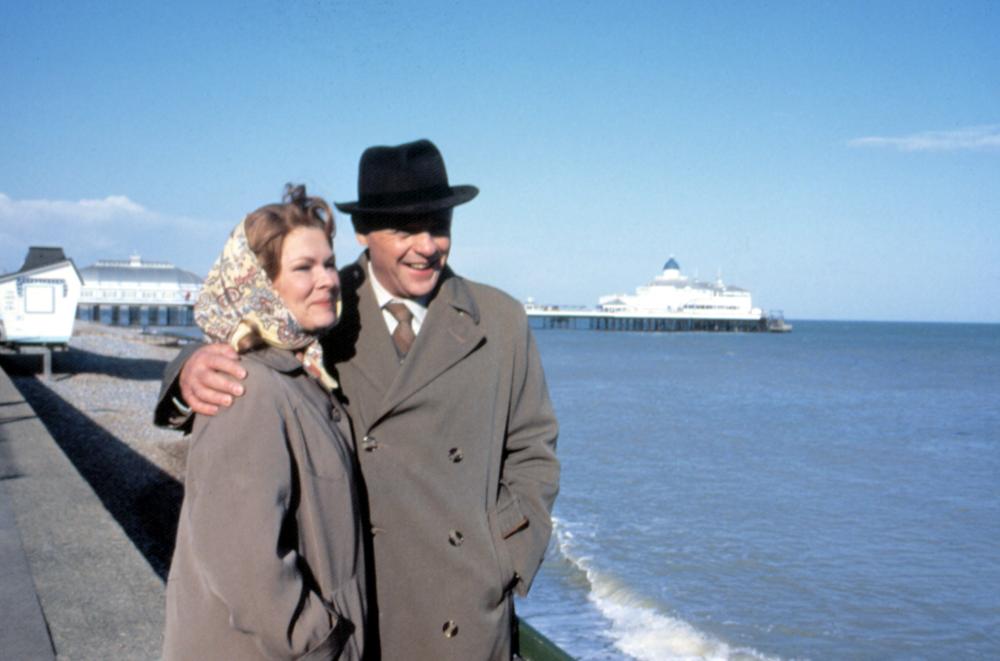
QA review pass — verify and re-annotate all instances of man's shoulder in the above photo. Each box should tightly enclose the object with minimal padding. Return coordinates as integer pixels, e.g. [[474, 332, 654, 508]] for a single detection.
[[450, 273, 525, 315], [446, 273, 530, 339]]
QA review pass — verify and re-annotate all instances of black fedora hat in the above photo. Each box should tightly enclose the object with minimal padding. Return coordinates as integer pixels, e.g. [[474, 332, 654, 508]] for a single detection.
[[335, 139, 478, 216]]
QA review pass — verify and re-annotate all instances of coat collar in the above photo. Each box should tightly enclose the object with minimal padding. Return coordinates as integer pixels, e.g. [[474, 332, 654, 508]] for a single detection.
[[243, 345, 305, 374], [345, 252, 486, 428], [351, 251, 481, 322]]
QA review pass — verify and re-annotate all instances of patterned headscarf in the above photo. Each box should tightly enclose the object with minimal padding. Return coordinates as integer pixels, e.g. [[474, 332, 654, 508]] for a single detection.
[[194, 218, 339, 390]]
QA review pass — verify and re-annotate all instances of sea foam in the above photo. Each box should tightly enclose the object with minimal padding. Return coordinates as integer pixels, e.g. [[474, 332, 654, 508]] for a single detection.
[[552, 518, 780, 661]]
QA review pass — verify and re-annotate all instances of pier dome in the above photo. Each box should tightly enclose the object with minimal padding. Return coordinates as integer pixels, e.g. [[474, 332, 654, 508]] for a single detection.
[[661, 257, 682, 280]]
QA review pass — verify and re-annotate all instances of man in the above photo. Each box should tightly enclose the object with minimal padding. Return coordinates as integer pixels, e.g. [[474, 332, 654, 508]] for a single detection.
[[156, 140, 560, 660]]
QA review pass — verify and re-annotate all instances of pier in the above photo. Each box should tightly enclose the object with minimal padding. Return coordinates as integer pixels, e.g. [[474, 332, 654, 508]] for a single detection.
[[526, 306, 786, 333], [528, 257, 791, 333]]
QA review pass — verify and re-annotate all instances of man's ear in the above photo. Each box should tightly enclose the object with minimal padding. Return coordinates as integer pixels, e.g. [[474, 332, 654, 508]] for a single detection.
[[355, 232, 369, 247]]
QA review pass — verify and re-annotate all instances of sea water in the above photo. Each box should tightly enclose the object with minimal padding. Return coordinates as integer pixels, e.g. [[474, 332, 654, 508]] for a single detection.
[[515, 321, 1000, 660]]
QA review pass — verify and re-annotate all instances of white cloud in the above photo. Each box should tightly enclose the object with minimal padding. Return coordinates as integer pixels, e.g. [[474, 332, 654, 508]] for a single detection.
[[0, 192, 231, 276], [848, 124, 1000, 152], [0, 192, 151, 224], [76, 195, 148, 216]]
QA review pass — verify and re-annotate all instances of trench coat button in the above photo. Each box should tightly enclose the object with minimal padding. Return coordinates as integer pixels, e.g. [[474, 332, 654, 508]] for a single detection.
[[361, 435, 378, 452], [448, 447, 463, 463], [448, 529, 464, 546], [329, 407, 341, 422], [442, 620, 459, 638]]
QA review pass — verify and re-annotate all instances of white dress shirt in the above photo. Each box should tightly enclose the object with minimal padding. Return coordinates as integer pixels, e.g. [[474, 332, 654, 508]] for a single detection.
[[367, 262, 429, 335]]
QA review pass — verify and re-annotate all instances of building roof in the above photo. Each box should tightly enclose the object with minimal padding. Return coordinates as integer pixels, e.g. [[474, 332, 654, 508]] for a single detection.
[[663, 257, 680, 271], [79, 255, 202, 287], [20, 246, 68, 272], [0, 246, 82, 285]]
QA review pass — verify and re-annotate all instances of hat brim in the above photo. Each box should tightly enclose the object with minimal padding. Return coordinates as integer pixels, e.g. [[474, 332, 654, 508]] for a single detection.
[[335, 185, 478, 215]]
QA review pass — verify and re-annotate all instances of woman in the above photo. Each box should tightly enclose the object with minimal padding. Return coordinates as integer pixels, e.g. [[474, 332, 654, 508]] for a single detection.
[[164, 185, 365, 660]]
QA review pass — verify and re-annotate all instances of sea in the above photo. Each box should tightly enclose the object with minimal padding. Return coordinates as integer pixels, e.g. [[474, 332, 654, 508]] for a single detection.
[[514, 321, 1000, 660]]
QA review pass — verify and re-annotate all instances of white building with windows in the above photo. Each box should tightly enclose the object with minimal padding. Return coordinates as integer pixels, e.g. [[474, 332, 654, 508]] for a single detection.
[[597, 257, 763, 320], [77, 255, 202, 327], [525, 257, 783, 333], [0, 247, 83, 345]]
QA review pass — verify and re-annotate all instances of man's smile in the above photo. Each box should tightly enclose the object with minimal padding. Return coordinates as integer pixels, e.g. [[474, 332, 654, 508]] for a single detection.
[[404, 257, 441, 271]]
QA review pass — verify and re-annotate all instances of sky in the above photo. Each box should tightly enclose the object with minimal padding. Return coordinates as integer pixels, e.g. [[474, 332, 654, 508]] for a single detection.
[[1, 1, 998, 323]]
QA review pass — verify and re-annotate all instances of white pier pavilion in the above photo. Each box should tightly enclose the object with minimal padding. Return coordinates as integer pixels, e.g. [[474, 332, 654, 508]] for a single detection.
[[526, 257, 789, 332]]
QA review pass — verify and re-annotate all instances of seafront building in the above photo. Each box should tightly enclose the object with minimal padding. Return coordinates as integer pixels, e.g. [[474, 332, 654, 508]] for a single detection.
[[527, 257, 789, 332], [76, 255, 201, 327], [0, 246, 83, 345]]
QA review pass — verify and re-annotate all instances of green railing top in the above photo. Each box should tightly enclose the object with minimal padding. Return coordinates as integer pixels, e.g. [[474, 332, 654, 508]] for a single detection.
[[517, 618, 576, 661]]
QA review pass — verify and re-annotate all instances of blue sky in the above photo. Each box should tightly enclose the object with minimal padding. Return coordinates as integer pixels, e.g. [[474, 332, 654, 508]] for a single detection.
[[2, 1, 998, 322]]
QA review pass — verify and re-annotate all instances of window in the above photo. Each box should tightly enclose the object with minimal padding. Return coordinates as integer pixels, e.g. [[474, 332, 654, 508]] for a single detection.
[[25, 285, 55, 313]]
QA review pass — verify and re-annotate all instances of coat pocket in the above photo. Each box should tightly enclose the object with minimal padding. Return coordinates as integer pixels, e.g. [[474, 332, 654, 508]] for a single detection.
[[496, 480, 530, 539], [488, 480, 529, 598], [320, 575, 366, 661]]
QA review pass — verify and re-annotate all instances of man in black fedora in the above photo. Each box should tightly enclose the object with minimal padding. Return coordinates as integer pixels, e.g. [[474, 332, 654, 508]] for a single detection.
[[156, 139, 560, 659]]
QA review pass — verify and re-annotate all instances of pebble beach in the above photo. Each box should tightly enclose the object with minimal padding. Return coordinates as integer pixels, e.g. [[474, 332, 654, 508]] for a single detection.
[[12, 321, 191, 479], [4, 321, 194, 578]]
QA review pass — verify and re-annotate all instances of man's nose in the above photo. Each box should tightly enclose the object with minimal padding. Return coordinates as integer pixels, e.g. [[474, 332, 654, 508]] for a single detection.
[[412, 232, 438, 254]]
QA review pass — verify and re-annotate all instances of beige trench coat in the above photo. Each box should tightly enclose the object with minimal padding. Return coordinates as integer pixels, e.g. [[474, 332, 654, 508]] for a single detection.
[[163, 347, 366, 660], [322, 255, 560, 660], [155, 258, 560, 660]]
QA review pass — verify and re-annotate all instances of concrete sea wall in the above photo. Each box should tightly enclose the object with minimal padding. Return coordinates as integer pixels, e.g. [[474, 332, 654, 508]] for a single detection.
[[0, 323, 189, 658]]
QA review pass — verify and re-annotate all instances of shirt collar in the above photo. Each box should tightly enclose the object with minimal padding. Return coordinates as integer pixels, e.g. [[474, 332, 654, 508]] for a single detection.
[[367, 261, 429, 328]]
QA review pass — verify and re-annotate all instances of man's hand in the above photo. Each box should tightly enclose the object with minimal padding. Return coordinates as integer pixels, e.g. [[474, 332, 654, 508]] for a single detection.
[[179, 344, 247, 416]]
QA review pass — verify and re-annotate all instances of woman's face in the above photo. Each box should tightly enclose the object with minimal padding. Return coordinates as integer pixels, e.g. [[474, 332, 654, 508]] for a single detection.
[[272, 226, 339, 332]]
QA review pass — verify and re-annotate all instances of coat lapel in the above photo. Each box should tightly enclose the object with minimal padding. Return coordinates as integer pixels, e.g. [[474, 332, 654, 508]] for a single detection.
[[372, 270, 485, 428], [344, 258, 402, 397]]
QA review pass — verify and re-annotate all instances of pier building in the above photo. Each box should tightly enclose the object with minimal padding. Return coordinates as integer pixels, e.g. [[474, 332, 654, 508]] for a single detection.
[[76, 255, 202, 328], [527, 257, 790, 332]]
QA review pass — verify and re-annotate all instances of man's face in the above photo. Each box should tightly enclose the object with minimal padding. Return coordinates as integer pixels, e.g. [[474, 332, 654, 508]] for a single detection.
[[357, 212, 452, 300]]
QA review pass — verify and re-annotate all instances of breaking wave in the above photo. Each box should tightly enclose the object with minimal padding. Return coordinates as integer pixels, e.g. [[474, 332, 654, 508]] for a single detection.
[[551, 518, 779, 661]]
